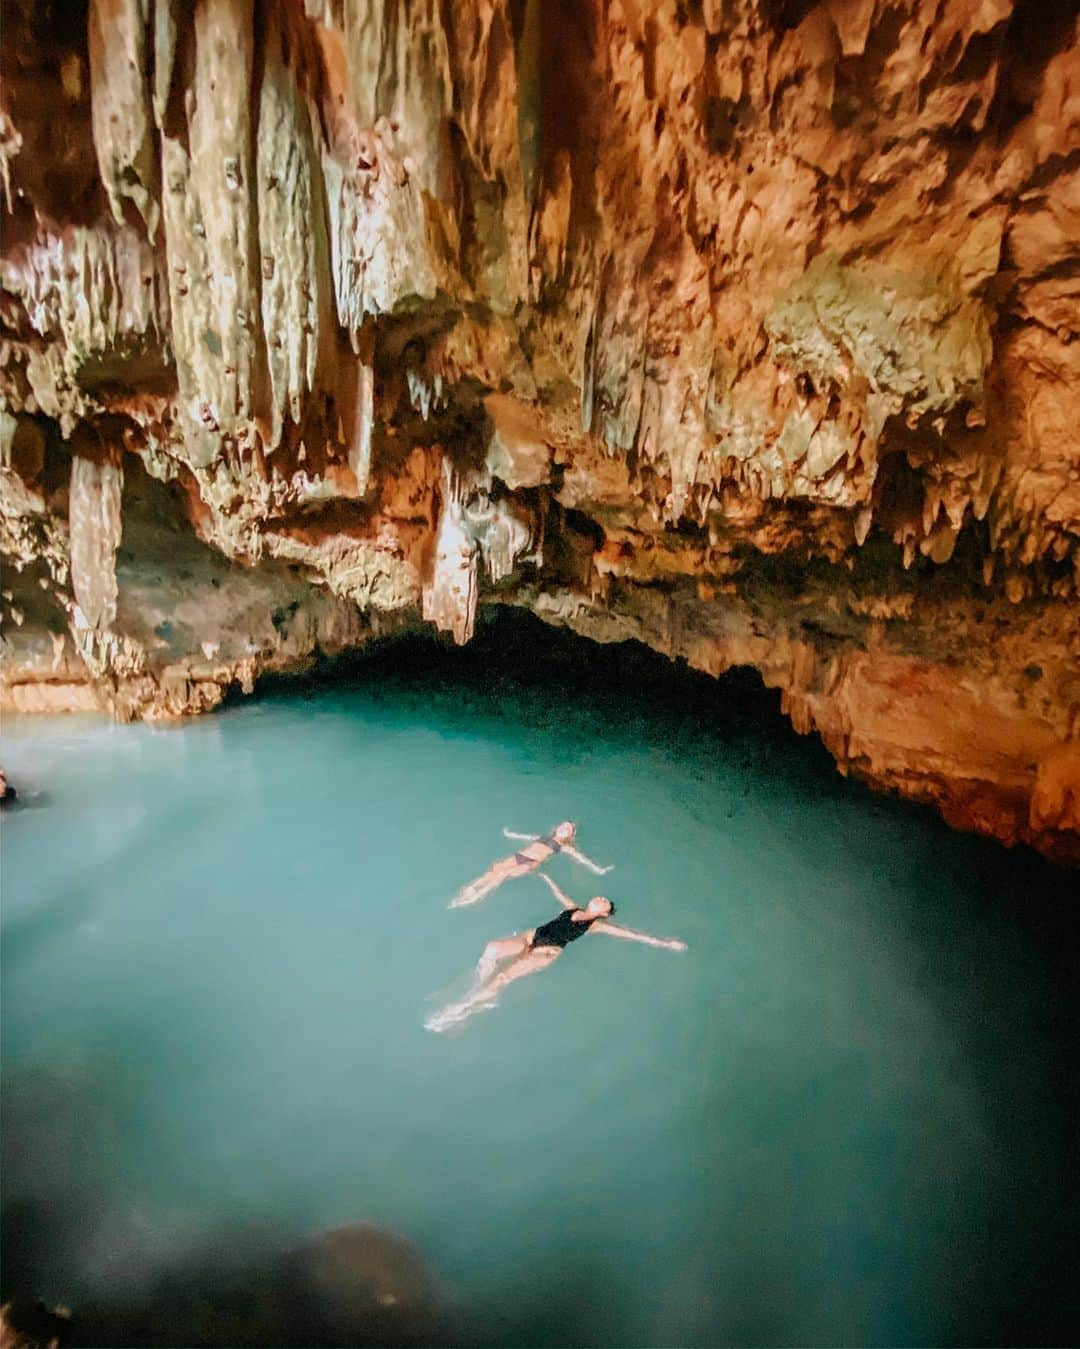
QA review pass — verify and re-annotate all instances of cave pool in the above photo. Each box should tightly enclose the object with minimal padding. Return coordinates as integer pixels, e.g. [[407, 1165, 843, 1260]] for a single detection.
[[2, 614, 1077, 1347]]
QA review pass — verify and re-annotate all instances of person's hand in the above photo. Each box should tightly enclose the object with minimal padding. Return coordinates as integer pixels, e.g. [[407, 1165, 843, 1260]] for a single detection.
[[667, 939, 688, 952], [600, 865, 615, 874]]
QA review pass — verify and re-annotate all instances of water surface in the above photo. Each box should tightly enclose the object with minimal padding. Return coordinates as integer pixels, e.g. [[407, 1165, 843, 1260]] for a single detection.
[[2, 617, 1078, 1346]]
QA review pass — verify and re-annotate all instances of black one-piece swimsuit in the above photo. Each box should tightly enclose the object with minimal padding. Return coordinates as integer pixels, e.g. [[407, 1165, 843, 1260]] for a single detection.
[[530, 910, 595, 951]]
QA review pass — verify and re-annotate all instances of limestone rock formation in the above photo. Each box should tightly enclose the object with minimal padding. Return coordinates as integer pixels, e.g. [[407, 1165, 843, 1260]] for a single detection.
[[1, 0, 1078, 862], [0, 1299, 70, 1349]]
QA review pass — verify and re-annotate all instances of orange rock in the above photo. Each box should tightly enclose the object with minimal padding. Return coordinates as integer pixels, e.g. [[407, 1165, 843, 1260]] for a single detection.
[[0, 0, 1076, 861]]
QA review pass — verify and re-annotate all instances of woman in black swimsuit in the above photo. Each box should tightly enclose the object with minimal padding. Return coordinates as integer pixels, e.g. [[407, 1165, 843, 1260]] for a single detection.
[[449, 821, 612, 909], [427, 875, 686, 1032]]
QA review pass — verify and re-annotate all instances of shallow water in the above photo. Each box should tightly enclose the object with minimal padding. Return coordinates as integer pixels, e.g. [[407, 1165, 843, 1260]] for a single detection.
[[2, 619, 1078, 1346]]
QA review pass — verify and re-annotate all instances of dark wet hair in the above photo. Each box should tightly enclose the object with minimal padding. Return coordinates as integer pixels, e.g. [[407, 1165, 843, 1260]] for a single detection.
[[598, 897, 615, 915]]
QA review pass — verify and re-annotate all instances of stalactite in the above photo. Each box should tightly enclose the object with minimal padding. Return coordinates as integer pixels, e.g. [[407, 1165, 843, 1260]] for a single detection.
[[152, 0, 180, 127], [88, 0, 158, 236], [422, 459, 479, 646], [69, 446, 122, 632], [2, 0, 1078, 859], [159, 0, 259, 468], [422, 460, 540, 645], [349, 325, 375, 495], [257, 22, 331, 449]]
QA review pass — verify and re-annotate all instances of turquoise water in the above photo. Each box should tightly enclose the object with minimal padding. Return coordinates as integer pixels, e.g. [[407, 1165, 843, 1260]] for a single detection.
[[2, 618, 1078, 1347]]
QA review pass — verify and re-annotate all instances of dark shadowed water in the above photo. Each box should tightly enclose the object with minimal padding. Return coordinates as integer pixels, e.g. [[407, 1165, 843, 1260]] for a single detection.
[[2, 612, 1078, 1347]]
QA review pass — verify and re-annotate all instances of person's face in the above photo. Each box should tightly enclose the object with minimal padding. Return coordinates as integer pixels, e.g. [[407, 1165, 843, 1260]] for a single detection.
[[588, 897, 614, 918], [555, 822, 576, 843]]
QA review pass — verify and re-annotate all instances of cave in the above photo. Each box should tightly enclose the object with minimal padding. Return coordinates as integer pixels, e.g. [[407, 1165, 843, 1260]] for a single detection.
[[1, 1, 1078, 1345]]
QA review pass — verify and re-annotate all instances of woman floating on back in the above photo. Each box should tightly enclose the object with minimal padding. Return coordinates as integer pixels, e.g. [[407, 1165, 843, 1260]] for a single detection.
[[428, 874, 686, 1032], [449, 821, 612, 909]]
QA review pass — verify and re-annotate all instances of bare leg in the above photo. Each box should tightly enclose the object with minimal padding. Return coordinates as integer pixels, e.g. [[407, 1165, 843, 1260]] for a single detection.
[[474, 932, 531, 984], [449, 858, 528, 909], [426, 949, 559, 1032]]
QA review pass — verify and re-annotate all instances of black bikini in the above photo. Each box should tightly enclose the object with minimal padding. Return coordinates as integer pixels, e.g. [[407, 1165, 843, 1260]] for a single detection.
[[530, 909, 595, 951], [514, 831, 563, 867]]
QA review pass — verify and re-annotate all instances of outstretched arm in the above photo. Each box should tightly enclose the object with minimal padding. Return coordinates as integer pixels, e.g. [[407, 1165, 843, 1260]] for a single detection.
[[593, 921, 686, 951], [561, 844, 614, 875], [538, 873, 578, 911], [503, 828, 540, 842]]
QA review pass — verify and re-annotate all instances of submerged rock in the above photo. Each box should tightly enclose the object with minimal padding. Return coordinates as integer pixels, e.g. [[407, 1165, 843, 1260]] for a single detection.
[[0, 1300, 70, 1349], [278, 1222, 440, 1347], [0, 0, 1077, 861], [31, 1221, 441, 1349]]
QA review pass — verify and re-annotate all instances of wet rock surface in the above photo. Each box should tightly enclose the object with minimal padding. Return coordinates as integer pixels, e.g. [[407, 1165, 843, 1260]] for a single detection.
[[0, 1299, 71, 1349], [1, 0, 1077, 860]]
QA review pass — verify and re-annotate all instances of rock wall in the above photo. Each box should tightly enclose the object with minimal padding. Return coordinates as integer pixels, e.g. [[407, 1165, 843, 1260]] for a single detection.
[[1, 0, 1077, 862]]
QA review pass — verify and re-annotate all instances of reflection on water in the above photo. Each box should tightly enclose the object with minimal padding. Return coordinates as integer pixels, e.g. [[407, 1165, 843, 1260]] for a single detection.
[[2, 614, 1078, 1347]]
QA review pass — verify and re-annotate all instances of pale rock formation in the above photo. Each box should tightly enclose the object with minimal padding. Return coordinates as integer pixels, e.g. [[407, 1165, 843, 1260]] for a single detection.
[[0, 0, 1077, 862], [69, 446, 122, 631], [423, 458, 541, 644], [0, 1298, 70, 1349]]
